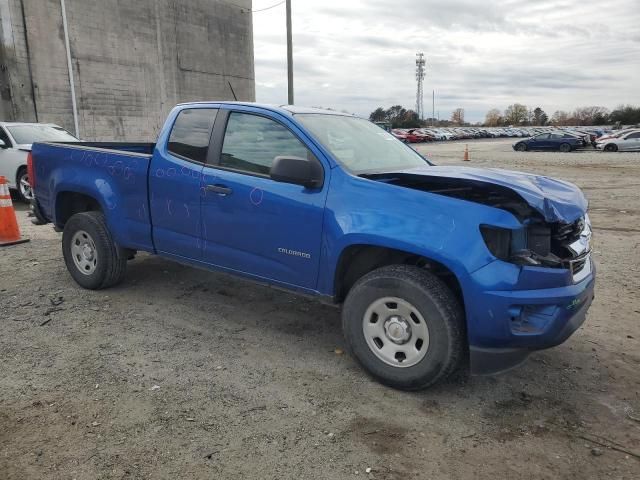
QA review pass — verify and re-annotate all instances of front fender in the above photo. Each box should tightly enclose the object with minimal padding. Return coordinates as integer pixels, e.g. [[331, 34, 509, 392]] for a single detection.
[[317, 168, 521, 297]]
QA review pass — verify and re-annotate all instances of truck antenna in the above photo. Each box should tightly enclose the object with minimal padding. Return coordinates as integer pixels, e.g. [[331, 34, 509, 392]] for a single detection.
[[228, 81, 238, 101]]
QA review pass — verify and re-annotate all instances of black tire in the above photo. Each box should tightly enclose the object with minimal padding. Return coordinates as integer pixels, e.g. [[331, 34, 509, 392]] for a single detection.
[[604, 143, 618, 152], [30, 198, 48, 225], [342, 265, 465, 390], [15, 167, 32, 203], [559, 143, 571, 153], [515, 143, 527, 152], [62, 211, 127, 289]]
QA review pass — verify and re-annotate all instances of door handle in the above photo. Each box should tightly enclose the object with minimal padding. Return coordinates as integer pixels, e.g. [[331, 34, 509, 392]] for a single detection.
[[206, 184, 232, 196]]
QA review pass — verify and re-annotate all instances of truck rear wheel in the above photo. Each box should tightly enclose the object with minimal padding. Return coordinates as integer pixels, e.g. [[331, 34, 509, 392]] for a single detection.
[[62, 211, 127, 289], [342, 265, 464, 390]]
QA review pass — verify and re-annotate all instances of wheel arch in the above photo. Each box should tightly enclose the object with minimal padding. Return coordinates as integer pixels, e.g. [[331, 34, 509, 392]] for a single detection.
[[333, 243, 466, 316], [15, 164, 27, 184], [55, 191, 104, 228]]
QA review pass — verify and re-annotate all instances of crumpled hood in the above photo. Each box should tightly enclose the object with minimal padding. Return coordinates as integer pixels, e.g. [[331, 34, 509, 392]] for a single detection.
[[391, 165, 588, 223]]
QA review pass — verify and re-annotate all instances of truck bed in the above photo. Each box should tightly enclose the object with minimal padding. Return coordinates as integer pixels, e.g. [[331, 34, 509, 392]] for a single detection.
[[66, 142, 156, 155], [31, 141, 155, 252]]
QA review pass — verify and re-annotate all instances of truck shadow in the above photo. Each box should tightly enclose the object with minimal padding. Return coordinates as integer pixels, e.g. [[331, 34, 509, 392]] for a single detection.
[[122, 252, 344, 343], [116, 253, 602, 414]]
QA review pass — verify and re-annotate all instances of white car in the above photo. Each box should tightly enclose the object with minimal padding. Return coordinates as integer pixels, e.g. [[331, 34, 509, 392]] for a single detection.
[[596, 130, 640, 152], [0, 122, 77, 202]]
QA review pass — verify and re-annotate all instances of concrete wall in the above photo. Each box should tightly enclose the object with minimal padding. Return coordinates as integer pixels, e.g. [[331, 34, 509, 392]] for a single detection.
[[0, 0, 254, 141]]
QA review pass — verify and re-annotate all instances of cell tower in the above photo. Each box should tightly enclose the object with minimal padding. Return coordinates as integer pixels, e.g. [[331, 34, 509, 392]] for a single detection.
[[415, 53, 426, 120]]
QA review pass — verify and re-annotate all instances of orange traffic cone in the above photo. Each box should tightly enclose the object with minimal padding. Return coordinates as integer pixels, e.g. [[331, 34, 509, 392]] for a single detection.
[[0, 176, 30, 246], [463, 144, 470, 161]]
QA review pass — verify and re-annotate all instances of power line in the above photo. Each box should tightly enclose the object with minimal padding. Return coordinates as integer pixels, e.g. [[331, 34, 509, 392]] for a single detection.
[[251, 1, 285, 13], [229, 0, 285, 13]]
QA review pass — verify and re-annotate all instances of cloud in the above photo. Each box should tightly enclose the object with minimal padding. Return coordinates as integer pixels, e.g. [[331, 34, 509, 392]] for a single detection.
[[252, 0, 640, 122]]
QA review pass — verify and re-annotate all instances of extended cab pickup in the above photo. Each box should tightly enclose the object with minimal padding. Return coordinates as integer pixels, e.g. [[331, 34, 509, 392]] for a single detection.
[[30, 102, 595, 390]]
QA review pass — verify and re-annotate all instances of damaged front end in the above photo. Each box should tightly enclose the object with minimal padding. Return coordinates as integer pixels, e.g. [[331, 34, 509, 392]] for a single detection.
[[480, 215, 592, 282], [362, 167, 592, 281]]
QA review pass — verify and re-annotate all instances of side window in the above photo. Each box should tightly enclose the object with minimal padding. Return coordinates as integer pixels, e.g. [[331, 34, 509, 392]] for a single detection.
[[220, 112, 311, 175], [627, 132, 640, 139], [167, 108, 218, 163], [0, 127, 12, 147], [536, 133, 549, 140]]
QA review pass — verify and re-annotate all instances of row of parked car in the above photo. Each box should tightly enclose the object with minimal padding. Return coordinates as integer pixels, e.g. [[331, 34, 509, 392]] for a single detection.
[[512, 127, 640, 152], [390, 125, 640, 152], [391, 126, 537, 142]]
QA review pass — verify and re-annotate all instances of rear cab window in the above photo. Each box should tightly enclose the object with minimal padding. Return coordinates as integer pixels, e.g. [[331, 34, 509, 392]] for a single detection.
[[167, 108, 218, 163]]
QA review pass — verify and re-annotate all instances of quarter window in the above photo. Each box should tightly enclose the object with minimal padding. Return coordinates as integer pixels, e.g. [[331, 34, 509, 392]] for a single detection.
[[167, 108, 218, 163], [220, 112, 310, 175]]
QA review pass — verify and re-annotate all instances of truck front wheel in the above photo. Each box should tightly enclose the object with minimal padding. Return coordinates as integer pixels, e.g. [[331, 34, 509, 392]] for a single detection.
[[342, 265, 464, 390], [62, 211, 127, 289]]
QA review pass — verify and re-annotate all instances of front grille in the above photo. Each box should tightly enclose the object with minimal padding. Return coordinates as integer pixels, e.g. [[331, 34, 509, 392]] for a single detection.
[[524, 215, 591, 281], [552, 219, 582, 245], [554, 216, 591, 282], [570, 255, 588, 274], [549, 217, 585, 259]]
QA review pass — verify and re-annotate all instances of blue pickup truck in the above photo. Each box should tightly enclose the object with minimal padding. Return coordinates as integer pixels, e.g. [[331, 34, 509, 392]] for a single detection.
[[29, 102, 595, 390]]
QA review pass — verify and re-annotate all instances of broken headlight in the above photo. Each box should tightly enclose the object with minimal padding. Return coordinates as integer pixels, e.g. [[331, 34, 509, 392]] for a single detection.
[[480, 225, 512, 261], [480, 224, 556, 266], [481, 216, 590, 268]]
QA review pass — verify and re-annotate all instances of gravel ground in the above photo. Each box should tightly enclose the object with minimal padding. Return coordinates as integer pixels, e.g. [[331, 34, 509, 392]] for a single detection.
[[1, 138, 639, 479]]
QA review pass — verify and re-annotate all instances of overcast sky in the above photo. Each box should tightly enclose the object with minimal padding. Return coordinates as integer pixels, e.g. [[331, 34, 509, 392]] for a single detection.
[[251, 0, 640, 122]]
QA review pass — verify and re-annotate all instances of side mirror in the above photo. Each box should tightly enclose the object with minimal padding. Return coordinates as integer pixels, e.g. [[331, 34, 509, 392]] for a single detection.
[[0, 139, 6, 148], [270, 155, 323, 189]]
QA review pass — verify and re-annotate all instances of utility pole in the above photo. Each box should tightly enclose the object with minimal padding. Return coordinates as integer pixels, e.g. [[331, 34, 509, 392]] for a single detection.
[[432, 90, 435, 127], [286, 0, 294, 105]]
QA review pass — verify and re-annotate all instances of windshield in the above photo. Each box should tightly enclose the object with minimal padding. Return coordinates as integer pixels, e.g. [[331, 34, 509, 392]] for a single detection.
[[6, 124, 77, 144], [296, 114, 428, 174]]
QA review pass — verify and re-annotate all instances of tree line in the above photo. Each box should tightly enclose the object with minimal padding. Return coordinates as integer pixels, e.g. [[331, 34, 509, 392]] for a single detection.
[[483, 104, 640, 127], [485, 104, 640, 127], [369, 104, 640, 128], [369, 105, 465, 128]]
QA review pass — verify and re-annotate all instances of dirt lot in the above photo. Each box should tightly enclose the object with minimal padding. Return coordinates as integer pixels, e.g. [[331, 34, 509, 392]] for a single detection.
[[1, 139, 639, 479]]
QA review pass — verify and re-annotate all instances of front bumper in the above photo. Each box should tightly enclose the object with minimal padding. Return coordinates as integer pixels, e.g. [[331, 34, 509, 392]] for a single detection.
[[467, 257, 596, 375]]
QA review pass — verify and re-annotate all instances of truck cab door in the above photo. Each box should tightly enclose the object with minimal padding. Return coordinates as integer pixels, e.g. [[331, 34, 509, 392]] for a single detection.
[[149, 107, 218, 259], [200, 108, 329, 291]]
